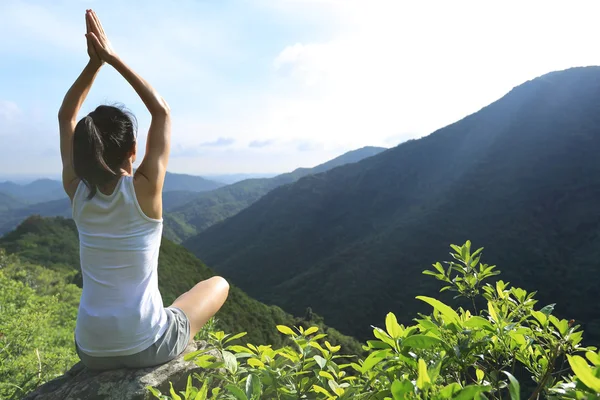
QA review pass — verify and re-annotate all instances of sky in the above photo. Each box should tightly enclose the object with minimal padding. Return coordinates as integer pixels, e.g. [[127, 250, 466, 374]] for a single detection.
[[2, 0, 600, 177]]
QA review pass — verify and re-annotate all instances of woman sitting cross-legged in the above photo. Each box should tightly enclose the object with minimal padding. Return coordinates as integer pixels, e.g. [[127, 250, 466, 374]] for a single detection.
[[57, 9, 229, 370]]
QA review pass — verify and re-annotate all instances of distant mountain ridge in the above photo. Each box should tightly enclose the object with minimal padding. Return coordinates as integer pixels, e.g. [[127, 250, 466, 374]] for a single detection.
[[185, 67, 600, 342], [0, 148, 385, 240], [0, 179, 64, 203], [0, 191, 26, 212], [162, 172, 225, 192], [168, 146, 387, 241], [0, 172, 225, 236]]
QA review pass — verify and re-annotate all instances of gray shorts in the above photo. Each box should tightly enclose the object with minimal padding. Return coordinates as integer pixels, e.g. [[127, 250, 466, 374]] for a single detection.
[[75, 306, 190, 370]]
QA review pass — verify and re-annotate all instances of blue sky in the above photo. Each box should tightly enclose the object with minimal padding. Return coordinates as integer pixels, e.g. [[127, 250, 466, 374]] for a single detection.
[[2, 0, 600, 177]]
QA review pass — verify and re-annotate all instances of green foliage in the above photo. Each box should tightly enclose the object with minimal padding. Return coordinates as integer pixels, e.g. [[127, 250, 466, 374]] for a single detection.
[[149, 242, 599, 400], [0, 216, 81, 278], [0, 249, 80, 399]]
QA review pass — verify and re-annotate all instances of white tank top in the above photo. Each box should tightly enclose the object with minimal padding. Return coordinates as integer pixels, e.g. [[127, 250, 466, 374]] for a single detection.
[[72, 175, 168, 357]]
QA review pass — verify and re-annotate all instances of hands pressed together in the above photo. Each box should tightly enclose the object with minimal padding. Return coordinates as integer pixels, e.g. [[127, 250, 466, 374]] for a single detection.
[[85, 9, 117, 67]]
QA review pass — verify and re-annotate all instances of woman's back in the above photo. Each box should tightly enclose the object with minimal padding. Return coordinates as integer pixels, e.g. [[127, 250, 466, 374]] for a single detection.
[[73, 175, 168, 357]]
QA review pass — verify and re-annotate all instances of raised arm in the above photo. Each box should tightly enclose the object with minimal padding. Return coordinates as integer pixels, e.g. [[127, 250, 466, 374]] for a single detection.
[[58, 13, 103, 199], [86, 10, 171, 197]]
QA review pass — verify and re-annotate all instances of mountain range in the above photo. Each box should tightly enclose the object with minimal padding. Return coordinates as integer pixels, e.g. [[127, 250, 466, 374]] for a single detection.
[[0, 147, 386, 240], [0, 172, 224, 235], [165, 146, 386, 241], [184, 67, 600, 342]]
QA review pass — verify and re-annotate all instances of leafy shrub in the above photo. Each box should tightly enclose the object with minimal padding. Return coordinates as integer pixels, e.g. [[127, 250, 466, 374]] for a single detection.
[[0, 249, 80, 399], [149, 242, 599, 399]]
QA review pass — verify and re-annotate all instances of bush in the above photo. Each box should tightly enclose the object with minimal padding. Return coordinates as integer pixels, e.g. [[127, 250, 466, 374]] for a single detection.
[[149, 242, 599, 399], [0, 250, 80, 399]]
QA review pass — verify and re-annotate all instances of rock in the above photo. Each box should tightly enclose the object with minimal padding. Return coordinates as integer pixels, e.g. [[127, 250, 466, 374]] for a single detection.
[[23, 341, 217, 400]]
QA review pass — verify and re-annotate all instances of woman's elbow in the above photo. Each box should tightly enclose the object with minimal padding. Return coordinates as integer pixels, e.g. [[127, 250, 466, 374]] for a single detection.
[[152, 98, 171, 117]]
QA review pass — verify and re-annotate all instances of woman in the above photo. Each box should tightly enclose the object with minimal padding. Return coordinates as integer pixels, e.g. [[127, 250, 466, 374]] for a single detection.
[[58, 9, 229, 370]]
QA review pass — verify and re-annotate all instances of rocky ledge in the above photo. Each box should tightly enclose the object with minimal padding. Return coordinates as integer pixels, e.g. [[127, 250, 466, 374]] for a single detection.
[[24, 341, 215, 400]]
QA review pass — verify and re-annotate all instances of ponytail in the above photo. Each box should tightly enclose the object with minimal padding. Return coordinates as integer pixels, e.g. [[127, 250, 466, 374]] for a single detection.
[[73, 106, 136, 199]]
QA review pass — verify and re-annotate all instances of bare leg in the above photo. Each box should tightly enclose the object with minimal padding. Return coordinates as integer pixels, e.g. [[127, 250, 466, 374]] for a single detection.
[[171, 276, 230, 342]]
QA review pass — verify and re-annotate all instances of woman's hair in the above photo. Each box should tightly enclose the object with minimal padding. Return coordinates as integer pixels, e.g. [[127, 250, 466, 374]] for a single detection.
[[73, 105, 137, 199]]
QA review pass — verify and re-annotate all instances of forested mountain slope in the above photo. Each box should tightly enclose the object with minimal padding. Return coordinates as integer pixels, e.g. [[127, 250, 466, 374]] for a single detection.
[[186, 67, 600, 341], [0, 191, 26, 212], [167, 146, 386, 239], [0, 179, 64, 203]]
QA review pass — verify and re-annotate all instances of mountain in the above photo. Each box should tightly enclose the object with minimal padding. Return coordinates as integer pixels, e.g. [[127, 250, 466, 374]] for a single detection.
[[184, 67, 600, 342], [167, 146, 387, 240], [0, 179, 64, 203], [0, 198, 72, 235], [204, 173, 278, 184], [0, 172, 221, 206], [163, 172, 225, 192], [0, 173, 224, 236], [0, 191, 214, 236], [0, 191, 26, 212], [0, 216, 361, 352]]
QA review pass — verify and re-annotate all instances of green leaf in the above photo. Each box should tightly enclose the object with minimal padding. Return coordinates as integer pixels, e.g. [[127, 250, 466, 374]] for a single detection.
[[503, 371, 520, 400], [319, 370, 335, 381], [416, 296, 461, 325], [314, 355, 327, 369], [185, 375, 193, 398], [194, 382, 208, 400], [169, 382, 182, 400], [373, 327, 397, 348], [361, 349, 388, 372], [224, 332, 248, 344], [453, 385, 491, 400], [245, 374, 261, 400], [325, 341, 341, 353], [433, 262, 445, 274], [312, 384, 333, 397], [304, 326, 319, 336], [488, 301, 500, 323], [539, 304, 555, 316], [391, 379, 414, 399], [428, 358, 442, 382], [190, 354, 217, 368], [228, 345, 253, 354], [438, 383, 462, 398], [222, 350, 238, 374], [146, 386, 162, 399], [225, 384, 248, 400], [402, 334, 443, 349], [586, 351, 600, 366], [247, 357, 265, 368], [276, 325, 296, 336], [183, 348, 211, 361], [567, 355, 600, 392], [464, 316, 494, 331], [476, 369, 485, 383], [385, 312, 403, 339], [328, 380, 344, 396], [549, 316, 569, 336], [531, 310, 547, 326], [416, 359, 431, 390]]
